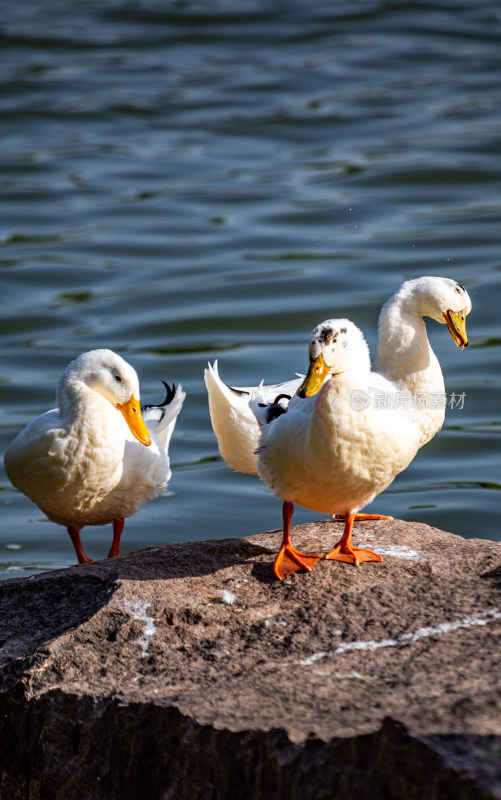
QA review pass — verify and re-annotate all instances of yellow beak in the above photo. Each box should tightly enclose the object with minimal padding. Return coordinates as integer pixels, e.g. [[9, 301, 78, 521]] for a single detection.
[[117, 394, 152, 446], [443, 308, 468, 349], [297, 352, 330, 398]]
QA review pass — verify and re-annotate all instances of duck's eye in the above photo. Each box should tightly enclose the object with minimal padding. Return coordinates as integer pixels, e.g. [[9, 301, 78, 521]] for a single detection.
[[115, 375, 122, 383]]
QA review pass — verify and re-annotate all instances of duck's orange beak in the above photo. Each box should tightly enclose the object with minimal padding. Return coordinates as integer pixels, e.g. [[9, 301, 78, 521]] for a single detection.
[[443, 308, 468, 349], [117, 394, 151, 445], [297, 352, 330, 398]]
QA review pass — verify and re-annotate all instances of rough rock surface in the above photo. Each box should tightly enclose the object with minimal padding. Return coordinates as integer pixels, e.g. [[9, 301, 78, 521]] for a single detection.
[[1, 518, 500, 800]]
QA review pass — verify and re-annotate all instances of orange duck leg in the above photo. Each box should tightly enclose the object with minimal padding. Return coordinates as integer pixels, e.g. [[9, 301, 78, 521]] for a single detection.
[[274, 501, 322, 580], [67, 526, 93, 564], [325, 513, 384, 566], [107, 518, 125, 558]]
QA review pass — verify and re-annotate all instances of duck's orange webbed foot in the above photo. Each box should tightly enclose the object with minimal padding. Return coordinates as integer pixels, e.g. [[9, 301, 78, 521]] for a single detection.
[[325, 513, 383, 566], [325, 542, 382, 566], [274, 545, 322, 580], [273, 500, 322, 580]]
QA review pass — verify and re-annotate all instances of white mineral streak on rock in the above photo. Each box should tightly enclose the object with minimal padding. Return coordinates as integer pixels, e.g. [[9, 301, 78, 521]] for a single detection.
[[366, 544, 428, 560], [279, 609, 501, 668], [219, 589, 237, 605], [124, 599, 158, 658]]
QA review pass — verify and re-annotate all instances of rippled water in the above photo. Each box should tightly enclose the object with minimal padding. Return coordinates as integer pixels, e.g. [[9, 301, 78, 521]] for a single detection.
[[1, 0, 500, 578]]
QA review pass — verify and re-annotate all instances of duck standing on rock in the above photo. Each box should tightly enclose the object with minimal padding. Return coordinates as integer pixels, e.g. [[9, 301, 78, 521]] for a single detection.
[[4, 349, 185, 564], [252, 309, 469, 580], [204, 276, 471, 475]]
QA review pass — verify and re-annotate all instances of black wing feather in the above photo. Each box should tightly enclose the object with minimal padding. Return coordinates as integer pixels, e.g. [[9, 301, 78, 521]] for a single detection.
[[142, 381, 177, 412]]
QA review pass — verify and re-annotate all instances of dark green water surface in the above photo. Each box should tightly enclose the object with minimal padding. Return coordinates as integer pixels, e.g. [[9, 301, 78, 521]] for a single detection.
[[1, 1, 500, 577]]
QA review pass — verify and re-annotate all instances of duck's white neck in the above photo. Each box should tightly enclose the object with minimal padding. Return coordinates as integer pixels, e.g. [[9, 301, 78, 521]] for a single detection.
[[374, 288, 444, 396], [57, 371, 113, 426]]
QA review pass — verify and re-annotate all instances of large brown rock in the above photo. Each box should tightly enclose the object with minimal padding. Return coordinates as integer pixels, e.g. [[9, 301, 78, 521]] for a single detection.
[[1, 518, 500, 799]]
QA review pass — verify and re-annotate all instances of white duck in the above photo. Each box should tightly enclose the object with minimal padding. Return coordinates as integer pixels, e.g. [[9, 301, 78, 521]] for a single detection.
[[204, 276, 471, 473], [253, 320, 422, 580], [4, 349, 185, 564]]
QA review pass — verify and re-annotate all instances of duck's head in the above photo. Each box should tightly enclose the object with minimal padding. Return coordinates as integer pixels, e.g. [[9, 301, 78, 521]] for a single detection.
[[297, 319, 370, 398], [401, 276, 471, 349], [61, 349, 152, 446]]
